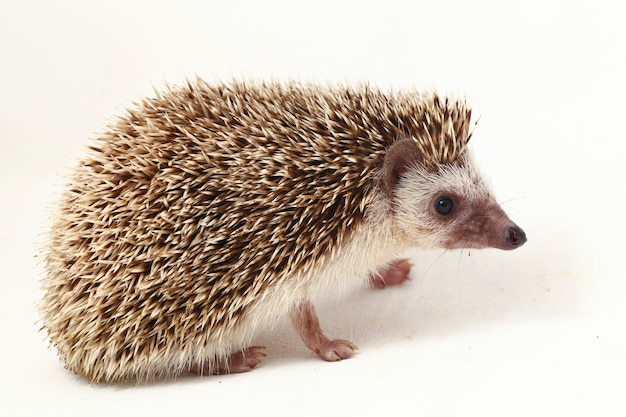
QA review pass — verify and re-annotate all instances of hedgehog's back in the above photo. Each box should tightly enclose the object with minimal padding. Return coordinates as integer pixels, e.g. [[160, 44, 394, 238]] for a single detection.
[[40, 79, 471, 382]]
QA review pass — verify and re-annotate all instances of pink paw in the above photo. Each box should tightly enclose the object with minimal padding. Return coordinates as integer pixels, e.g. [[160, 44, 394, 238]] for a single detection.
[[369, 258, 412, 289], [221, 346, 266, 373], [187, 346, 266, 375], [318, 339, 358, 362]]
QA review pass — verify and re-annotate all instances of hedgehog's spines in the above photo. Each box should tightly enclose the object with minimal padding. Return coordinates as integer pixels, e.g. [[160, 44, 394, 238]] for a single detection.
[[40, 79, 474, 383]]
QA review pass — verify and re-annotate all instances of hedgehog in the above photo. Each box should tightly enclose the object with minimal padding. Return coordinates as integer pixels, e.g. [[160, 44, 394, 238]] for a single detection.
[[40, 78, 526, 383]]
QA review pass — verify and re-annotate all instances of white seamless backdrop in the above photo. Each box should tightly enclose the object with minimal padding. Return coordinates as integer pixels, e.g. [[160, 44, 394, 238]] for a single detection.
[[1, 1, 625, 416]]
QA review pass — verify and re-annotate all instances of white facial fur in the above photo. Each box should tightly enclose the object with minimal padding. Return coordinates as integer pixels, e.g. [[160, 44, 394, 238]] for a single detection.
[[392, 151, 503, 249]]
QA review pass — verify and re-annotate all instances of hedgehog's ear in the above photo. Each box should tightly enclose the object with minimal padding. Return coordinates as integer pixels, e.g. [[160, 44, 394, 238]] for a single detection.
[[381, 138, 423, 200]]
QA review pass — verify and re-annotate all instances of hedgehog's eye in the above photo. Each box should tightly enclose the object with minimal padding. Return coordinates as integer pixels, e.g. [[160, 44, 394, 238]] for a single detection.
[[434, 196, 455, 215]]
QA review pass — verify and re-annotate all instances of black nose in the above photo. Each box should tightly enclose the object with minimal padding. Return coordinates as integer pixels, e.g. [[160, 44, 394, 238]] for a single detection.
[[506, 226, 527, 248]]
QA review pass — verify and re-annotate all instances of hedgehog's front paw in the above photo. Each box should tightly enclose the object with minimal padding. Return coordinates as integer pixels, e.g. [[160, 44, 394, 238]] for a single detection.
[[318, 339, 358, 361], [369, 258, 412, 289]]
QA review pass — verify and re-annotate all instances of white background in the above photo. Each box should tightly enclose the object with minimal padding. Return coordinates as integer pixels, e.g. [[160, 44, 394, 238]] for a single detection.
[[2, 1, 625, 416]]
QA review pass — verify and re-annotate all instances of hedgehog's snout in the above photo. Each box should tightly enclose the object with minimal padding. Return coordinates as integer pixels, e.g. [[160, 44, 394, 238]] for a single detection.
[[505, 225, 527, 249]]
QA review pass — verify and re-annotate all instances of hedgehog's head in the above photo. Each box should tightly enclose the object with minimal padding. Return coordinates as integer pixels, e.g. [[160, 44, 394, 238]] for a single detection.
[[380, 98, 526, 251]]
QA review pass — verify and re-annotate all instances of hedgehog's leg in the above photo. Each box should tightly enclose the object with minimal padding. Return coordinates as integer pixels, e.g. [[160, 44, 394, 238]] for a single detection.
[[186, 346, 266, 375], [369, 258, 412, 289], [290, 300, 357, 361]]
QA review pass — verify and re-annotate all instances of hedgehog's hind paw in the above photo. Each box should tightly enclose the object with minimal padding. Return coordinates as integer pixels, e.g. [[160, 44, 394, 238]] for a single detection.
[[187, 346, 266, 376], [369, 258, 412, 289], [218, 346, 266, 374]]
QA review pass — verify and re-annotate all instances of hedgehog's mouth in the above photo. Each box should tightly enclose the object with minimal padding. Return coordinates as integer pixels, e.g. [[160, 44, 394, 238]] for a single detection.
[[445, 224, 526, 251], [452, 224, 526, 250], [445, 206, 527, 251]]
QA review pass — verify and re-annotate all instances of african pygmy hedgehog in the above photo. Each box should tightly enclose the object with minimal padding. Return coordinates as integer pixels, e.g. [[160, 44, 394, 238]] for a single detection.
[[40, 78, 526, 383]]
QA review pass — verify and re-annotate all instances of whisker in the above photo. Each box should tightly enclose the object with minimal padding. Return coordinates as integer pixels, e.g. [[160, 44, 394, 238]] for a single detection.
[[421, 249, 449, 278], [498, 196, 525, 206], [456, 245, 465, 274]]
